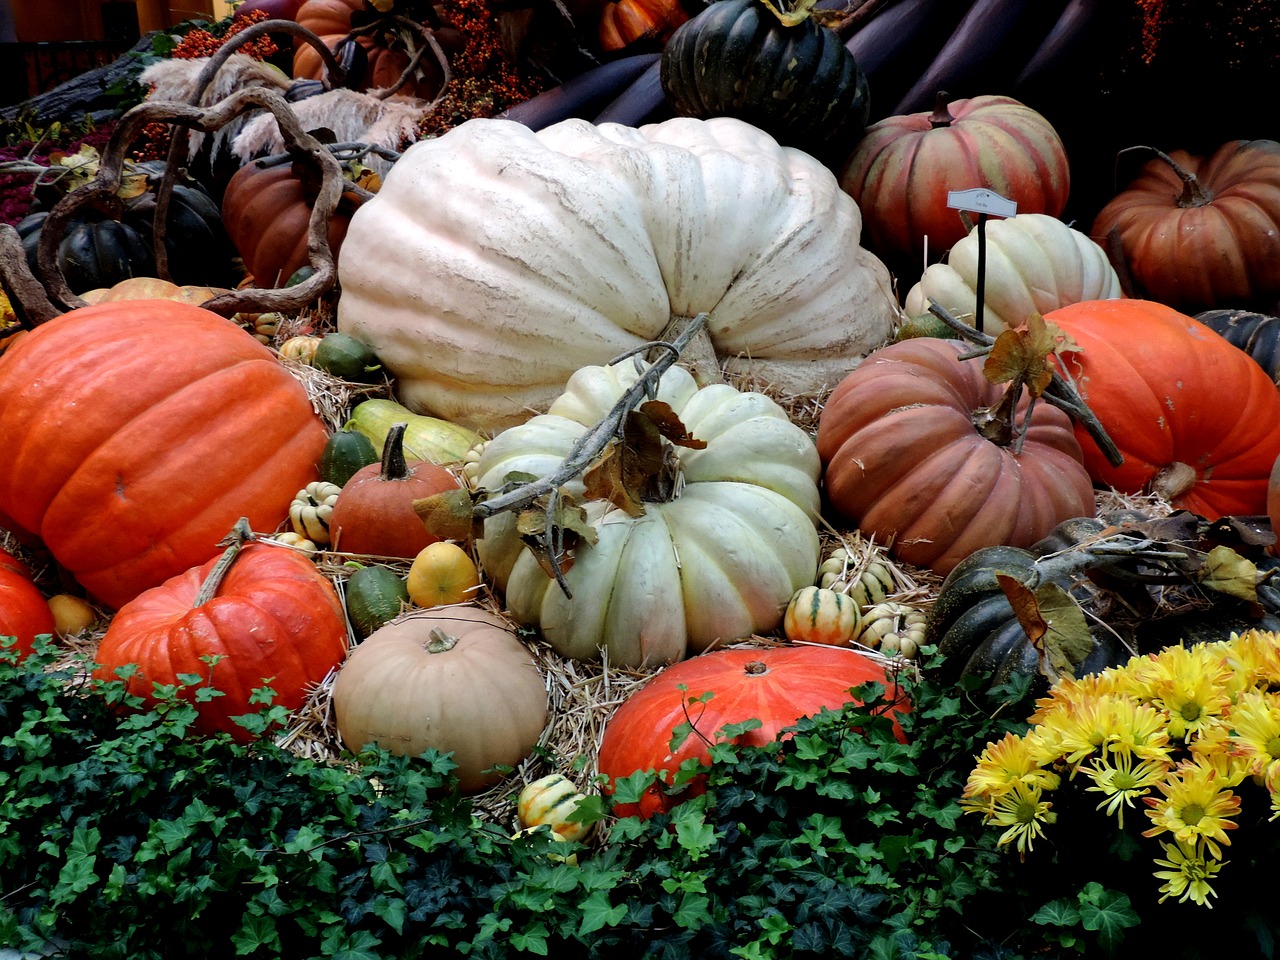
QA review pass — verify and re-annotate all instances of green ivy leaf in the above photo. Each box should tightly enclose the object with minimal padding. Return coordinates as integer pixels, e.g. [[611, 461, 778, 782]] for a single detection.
[[1078, 883, 1140, 951], [577, 890, 627, 937]]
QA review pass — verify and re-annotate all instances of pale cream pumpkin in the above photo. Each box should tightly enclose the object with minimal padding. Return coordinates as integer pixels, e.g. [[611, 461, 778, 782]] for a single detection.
[[337, 116, 899, 433], [475, 361, 822, 668], [903, 214, 1123, 334]]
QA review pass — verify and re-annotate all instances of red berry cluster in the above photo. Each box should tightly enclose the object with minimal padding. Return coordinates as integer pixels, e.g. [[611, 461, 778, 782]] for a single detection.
[[170, 9, 279, 62]]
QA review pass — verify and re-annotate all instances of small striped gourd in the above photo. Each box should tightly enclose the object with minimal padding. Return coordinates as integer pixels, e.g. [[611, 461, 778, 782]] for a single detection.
[[517, 774, 592, 842], [783, 586, 861, 647]]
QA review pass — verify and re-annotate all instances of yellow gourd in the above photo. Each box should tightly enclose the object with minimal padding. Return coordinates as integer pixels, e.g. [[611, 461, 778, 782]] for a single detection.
[[407, 542, 481, 608]]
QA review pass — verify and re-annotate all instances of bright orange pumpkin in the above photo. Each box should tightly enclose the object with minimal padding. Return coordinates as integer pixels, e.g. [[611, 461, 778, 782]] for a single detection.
[[0, 301, 329, 609], [599, 0, 691, 51], [328, 423, 461, 559], [93, 530, 348, 741], [596, 645, 909, 818], [1046, 299, 1280, 519], [816, 337, 1096, 576], [0, 546, 56, 659]]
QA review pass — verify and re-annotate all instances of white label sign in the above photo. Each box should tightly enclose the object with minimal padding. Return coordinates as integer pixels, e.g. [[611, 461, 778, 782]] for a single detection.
[[947, 188, 1017, 218]]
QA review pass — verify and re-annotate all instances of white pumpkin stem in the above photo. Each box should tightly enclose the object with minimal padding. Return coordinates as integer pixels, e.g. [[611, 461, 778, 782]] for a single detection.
[[1148, 462, 1198, 503], [425, 627, 459, 653], [193, 517, 256, 608]]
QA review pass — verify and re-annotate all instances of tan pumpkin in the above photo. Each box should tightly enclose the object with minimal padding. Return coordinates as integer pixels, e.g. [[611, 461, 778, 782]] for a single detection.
[[331, 605, 548, 792], [816, 337, 1096, 575]]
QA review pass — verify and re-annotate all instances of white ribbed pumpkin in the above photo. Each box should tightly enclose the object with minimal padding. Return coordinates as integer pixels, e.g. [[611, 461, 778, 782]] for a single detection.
[[903, 213, 1122, 334], [475, 361, 822, 668], [337, 115, 899, 433]]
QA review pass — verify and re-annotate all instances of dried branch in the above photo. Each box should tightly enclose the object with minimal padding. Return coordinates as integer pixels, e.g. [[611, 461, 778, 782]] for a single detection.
[[0, 223, 61, 327], [927, 298, 1124, 468], [36, 86, 345, 317]]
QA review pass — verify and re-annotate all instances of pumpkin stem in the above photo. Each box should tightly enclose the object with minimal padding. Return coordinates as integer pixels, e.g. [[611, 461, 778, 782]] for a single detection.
[[425, 627, 458, 653], [755, 0, 818, 28], [1149, 462, 1198, 503], [381, 423, 414, 481], [927, 299, 1125, 469], [971, 373, 1022, 447], [744, 661, 769, 675], [193, 517, 255, 607], [928, 91, 953, 129], [1115, 145, 1213, 208]]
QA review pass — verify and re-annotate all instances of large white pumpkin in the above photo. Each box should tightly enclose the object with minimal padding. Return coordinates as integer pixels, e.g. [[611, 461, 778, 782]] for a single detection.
[[903, 213, 1123, 334], [475, 361, 822, 668], [337, 116, 899, 433]]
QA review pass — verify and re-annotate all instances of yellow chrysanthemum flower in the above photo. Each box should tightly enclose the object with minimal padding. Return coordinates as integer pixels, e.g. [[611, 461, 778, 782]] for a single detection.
[[988, 781, 1055, 859], [1153, 838, 1224, 908], [1221, 630, 1280, 693], [1028, 670, 1125, 725], [1083, 750, 1170, 828], [1226, 689, 1280, 783], [1144, 645, 1233, 741], [1186, 721, 1250, 789], [1142, 760, 1240, 859], [964, 732, 1060, 800], [1103, 696, 1173, 763], [1035, 695, 1114, 767]]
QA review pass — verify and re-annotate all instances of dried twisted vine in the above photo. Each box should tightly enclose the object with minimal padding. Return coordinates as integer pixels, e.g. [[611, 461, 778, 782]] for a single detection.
[[927, 297, 1125, 468], [32, 85, 346, 318], [475, 313, 709, 598], [150, 17, 352, 283]]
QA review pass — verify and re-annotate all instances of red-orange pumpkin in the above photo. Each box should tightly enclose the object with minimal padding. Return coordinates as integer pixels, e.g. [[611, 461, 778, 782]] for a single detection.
[[0, 546, 56, 659], [599, 0, 690, 51], [597, 645, 909, 819], [838, 93, 1070, 275], [1091, 140, 1280, 314], [0, 301, 329, 610], [93, 531, 348, 741], [291, 0, 448, 98], [328, 423, 461, 559], [816, 337, 1096, 576], [1045, 299, 1280, 519], [221, 159, 361, 289]]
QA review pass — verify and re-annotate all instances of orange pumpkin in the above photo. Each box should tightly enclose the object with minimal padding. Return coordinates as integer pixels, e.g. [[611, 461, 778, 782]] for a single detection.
[[0, 301, 329, 609], [292, 0, 448, 98], [1091, 140, 1280, 314], [597, 645, 909, 818], [1046, 299, 1280, 519], [329, 423, 461, 559], [0, 546, 56, 659], [599, 0, 691, 51], [93, 529, 348, 741], [816, 337, 1095, 576], [220, 159, 361, 289]]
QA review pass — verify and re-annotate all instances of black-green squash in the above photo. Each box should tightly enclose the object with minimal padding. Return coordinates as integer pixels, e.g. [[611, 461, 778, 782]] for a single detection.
[[16, 180, 240, 294], [345, 563, 410, 638], [1194, 309, 1280, 385], [659, 0, 870, 157]]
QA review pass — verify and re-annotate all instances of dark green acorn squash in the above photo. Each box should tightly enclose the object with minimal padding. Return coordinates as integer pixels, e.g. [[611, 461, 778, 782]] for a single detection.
[[345, 564, 410, 639], [320, 428, 380, 488], [1194, 309, 1280, 385], [17, 180, 240, 294], [659, 0, 870, 157]]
